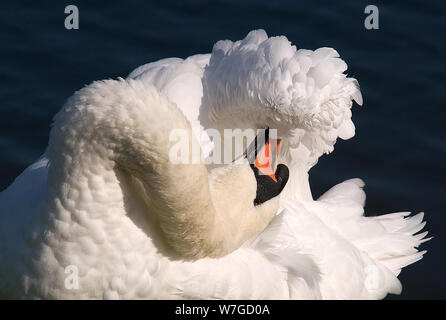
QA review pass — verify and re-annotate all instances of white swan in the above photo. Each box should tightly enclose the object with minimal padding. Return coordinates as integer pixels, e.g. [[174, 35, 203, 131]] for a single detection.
[[0, 30, 429, 299]]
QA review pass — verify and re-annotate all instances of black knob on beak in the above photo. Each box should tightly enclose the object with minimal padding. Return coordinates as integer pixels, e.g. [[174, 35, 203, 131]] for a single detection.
[[251, 163, 289, 206], [245, 128, 289, 206]]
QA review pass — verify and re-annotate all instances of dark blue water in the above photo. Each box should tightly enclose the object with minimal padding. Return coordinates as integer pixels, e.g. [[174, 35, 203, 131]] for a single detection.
[[0, 0, 445, 299]]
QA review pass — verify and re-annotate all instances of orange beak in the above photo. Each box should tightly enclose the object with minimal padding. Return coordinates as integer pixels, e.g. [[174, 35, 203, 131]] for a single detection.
[[254, 138, 281, 182]]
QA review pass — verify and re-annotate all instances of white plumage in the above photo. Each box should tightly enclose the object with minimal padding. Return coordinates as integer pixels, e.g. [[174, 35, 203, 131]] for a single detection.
[[0, 30, 428, 299]]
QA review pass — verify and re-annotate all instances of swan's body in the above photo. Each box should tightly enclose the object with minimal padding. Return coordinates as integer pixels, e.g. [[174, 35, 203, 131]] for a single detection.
[[0, 30, 428, 299]]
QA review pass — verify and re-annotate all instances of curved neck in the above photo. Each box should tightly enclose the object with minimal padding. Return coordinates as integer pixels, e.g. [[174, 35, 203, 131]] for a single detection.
[[44, 80, 220, 260], [43, 79, 279, 261]]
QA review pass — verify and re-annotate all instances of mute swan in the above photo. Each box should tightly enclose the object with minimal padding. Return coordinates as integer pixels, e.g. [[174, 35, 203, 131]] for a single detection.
[[0, 30, 429, 299]]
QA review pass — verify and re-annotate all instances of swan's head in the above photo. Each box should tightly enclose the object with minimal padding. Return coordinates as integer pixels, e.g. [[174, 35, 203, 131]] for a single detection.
[[202, 29, 363, 168]]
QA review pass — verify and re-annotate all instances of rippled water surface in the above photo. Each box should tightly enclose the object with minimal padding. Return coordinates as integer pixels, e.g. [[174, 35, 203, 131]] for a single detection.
[[0, 0, 445, 298]]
